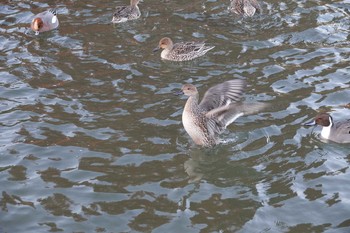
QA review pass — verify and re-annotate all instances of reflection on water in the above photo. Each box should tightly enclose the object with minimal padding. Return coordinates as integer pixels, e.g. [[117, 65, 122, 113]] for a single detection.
[[1, 0, 350, 232]]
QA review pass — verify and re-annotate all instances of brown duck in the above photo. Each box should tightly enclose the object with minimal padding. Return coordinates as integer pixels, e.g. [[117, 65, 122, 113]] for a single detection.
[[178, 80, 268, 147], [229, 0, 262, 17]]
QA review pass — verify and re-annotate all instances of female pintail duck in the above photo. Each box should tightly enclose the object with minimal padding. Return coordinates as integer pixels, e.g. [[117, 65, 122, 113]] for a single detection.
[[178, 80, 268, 147], [305, 113, 350, 143], [111, 0, 141, 23], [31, 9, 59, 35], [229, 0, 262, 17], [153, 37, 215, 62]]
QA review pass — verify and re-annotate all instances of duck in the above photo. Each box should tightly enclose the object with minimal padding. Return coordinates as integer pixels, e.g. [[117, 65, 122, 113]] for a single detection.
[[305, 113, 350, 143], [229, 0, 262, 17], [153, 37, 215, 61], [111, 0, 141, 23], [31, 9, 59, 35], [178, 80, 268, 147]]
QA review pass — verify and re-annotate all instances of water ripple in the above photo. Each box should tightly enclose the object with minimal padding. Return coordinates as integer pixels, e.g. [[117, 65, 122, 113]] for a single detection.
[[1, 0, 350, 232]]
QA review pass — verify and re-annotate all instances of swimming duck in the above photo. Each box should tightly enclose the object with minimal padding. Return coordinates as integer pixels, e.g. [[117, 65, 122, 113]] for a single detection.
[[111, 0, 141, 23], [31, 9, 59, 35], [305, 113, 350, 143], [153, 37, 215, 61], [178, 80, 268, 147], [229, 0, 262, 17]]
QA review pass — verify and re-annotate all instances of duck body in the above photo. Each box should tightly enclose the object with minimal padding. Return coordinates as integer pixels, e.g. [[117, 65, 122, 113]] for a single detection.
[[31, 9, 59, 35], [182, 94, 216, 146], [111, 0, 141, 23], [179, 80, 268, 147], [330, 121, 350, 143], [154, 37, 214, 62], [229, 0, 262, 17]]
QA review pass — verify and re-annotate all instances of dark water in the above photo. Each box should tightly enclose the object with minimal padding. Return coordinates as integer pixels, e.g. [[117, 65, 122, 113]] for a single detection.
[[1, 0, 350, 232]]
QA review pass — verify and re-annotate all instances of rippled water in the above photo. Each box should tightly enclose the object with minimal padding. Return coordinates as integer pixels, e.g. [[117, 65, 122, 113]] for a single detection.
[[1, 0, 350, 232]]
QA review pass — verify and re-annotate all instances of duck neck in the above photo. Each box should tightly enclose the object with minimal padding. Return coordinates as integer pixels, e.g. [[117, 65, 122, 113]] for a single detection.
[[185, 94, 200, 113], [320, 117, 333, 139], [130, 0, 139, 6]]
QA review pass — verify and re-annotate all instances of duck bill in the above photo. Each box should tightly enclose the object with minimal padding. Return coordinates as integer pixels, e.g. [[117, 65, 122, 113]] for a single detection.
[[304, 120, 316, 127], [174, 90, 184, 96], [152, 46, 160, 53]]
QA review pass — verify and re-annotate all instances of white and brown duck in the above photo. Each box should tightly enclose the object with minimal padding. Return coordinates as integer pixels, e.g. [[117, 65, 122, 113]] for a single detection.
[[305, 113, 350, 143], [31, 9, 59, 35]]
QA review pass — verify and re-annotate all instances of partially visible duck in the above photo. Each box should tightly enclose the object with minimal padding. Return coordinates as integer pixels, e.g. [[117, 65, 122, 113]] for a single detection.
[[178, 80, 268, 147], [31, 9, 59, 35], [153, 37, 215, 62], [305, 113, 350, 143], [229, 0, 262, 17], [111, 0, 141, 23]]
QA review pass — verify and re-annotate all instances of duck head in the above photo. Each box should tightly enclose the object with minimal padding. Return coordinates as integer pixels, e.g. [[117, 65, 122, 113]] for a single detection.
[[305, 113, 332, 127]]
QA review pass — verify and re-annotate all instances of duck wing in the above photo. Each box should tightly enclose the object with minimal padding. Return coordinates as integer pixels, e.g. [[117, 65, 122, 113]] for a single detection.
[[249, 0, 262, 13], [206, 102, 268, 130], [199, 79, 246, 113], [202, 80, 268, 136], [48, 9, 57, 16], [172, 42, 207, 55], [197, 80, 246, 136], [230, 0, 244, 15], [230, 0, 261, 16], [114, 6, 133, 19], [244, 0, 261, 17], [333, 120, 350, 143]]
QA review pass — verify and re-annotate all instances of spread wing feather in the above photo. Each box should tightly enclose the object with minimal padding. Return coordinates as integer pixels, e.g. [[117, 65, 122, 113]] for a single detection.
[[199, 79, 268, 137], [199, 79, 246, 112]]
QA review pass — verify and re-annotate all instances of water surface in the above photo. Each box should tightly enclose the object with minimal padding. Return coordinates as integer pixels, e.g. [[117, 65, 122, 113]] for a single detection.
[[1, 0, 350, 232]]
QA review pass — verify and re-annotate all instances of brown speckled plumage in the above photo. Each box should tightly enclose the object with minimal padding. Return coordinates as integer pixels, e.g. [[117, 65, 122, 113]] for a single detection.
[[111, 0, 141, 23], [179, 80, 268, 147], [153, 37, 215, 61], [229, 0, 262, 17]]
